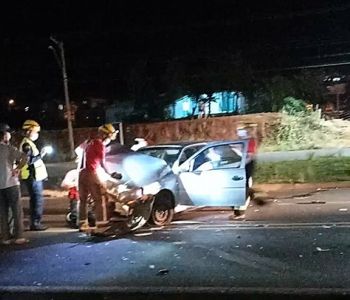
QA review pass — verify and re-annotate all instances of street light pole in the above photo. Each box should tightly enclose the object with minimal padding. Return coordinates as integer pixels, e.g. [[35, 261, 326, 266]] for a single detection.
[[49, 37, 75, 159]]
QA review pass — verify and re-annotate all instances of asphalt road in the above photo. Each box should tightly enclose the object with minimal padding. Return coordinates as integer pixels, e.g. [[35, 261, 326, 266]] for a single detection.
[[1, 189, 350, 300]]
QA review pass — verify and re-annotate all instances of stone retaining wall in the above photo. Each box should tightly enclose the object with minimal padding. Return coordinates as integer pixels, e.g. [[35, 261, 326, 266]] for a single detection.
[[12, 113, 281, 162]]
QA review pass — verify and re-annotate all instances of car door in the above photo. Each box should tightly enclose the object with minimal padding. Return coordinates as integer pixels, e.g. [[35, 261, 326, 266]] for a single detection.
[[174, 144, 207, 173], [177, 141, 247, 207]]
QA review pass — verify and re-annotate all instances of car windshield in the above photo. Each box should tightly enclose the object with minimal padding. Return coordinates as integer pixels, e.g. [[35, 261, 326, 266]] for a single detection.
[[137, 147, 181, 166]]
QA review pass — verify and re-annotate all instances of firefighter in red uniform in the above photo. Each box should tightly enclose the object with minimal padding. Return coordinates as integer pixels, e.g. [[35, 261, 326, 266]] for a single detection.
[[78, 124, 119, 231]]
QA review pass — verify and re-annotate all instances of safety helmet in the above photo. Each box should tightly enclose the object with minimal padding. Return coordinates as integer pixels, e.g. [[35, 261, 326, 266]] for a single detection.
[[22, 120, 40, 132], [98, 123, 118, 140], [0, 123, 12, 133]]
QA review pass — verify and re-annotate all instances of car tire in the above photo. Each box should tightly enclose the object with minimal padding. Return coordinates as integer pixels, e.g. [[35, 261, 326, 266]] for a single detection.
[[150, 191, 175, 226], [66, 212, 73, 223]]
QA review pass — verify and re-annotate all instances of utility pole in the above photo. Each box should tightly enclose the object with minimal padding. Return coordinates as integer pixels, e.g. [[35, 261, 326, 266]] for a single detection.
[[49, 37, 75, 159]]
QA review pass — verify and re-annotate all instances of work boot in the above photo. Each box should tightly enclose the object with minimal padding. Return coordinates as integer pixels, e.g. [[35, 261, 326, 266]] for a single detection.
[[0, 240, 12, 245], [14, 238, 29, 245], [79, 220, 97, 232], [30, 224, 48, 231], [79, 220, 89, 232]]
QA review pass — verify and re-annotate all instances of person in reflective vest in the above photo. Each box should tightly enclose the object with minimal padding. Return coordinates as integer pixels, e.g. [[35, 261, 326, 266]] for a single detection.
[[20, 120, 49, 231]]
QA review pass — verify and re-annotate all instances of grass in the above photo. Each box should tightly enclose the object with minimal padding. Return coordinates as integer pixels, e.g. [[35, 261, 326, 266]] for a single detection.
[[254, 157, 350, 184]]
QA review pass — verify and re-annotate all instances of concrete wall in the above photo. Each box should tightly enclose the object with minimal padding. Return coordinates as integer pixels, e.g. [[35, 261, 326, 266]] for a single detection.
[[125, 113, 281, 145]]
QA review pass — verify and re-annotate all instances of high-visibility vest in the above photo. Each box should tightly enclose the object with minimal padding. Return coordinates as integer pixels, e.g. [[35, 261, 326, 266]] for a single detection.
[[20, 137, 48, 181]]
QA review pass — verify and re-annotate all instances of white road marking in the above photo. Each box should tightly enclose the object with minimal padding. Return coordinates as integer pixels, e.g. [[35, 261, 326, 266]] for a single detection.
[[162, 221, 350, 230]]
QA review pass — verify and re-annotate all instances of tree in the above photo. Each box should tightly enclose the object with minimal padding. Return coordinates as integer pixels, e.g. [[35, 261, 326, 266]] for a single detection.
[[246, 69, 328, 113]]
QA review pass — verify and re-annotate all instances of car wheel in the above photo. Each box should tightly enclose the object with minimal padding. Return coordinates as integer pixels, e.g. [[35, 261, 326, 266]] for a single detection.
[[151, 207, 174, 226], [66, 212, 73, 223], [150, 191, 175, 226]]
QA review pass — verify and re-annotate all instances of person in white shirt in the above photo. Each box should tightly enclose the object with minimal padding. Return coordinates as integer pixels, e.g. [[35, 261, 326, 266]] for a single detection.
[[0, 124, 28, 245]]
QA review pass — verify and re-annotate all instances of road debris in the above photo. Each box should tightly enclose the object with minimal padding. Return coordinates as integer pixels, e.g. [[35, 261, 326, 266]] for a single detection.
[[133, 232, 153, 237], [315, 247, 330, 252], [297, 200, 326, 205], [172, 241, 186, 245], [254, 209, 260, 212], [121, 257, 129, 261], [157, 269, 169, 276], [150, 226, 164, 231], [299, 255, 303, 258], [149, 265, 155, 269], [246, 244, 252, 248]]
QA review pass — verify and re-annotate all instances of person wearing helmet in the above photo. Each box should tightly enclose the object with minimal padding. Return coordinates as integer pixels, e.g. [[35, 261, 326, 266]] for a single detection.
[[78, 123, 120, 231], [0, 124, 13, 144], [0, 124, 29, 244], [19, 120, 49, 231]]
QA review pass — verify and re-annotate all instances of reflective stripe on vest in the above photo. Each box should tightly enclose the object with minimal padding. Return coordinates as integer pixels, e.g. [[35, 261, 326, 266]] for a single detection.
[[20, 137, 48, 181]]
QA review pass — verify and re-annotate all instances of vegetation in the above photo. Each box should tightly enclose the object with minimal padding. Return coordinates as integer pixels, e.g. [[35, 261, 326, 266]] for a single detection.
[[246, 69, 327, 113], [255, 157, 350, 184], [259, 95, 350, 152]]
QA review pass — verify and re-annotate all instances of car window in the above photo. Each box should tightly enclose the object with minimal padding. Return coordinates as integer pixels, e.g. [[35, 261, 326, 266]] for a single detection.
[[179, 145, 205, 165], [138, 148, 181, 166], [192, 143, 243, 171]]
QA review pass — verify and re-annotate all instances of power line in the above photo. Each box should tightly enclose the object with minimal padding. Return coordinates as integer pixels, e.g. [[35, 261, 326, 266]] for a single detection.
[[265, 61, 350, 72]]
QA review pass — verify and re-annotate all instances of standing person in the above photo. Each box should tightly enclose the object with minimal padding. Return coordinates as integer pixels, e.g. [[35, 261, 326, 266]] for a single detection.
[[0, 124, 28, 245], [78, 124, 120, 231], [237, 125, 257, 188], [230, 124, 258, 220], [20, 120, 49, 231]]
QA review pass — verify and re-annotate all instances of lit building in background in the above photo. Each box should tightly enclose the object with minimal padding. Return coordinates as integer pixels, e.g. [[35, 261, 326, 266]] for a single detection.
[[166, 91, 247, 119]]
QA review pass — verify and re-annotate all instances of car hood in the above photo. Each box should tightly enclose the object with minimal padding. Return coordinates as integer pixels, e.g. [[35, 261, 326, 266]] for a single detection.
[[105, 149, 171, 187]]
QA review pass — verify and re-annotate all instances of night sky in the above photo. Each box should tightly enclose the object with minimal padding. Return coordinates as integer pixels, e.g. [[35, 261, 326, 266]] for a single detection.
[[1, 0, 350, 126]]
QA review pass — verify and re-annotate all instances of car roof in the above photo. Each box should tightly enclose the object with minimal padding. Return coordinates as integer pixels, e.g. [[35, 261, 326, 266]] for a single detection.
[[139, 139, 246, 150], [139, 141, 208, 149]]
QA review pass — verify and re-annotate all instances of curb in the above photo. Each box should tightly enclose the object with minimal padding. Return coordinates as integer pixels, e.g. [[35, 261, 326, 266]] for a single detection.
[[253, 181, 350, 192]]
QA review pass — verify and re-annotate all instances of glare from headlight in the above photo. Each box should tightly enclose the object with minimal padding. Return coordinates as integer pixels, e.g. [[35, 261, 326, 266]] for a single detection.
[[117, 184, 128, 193], [44, 145, 54, 155], [142, 182, 161, 195], [135, 188, 143, 198]]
